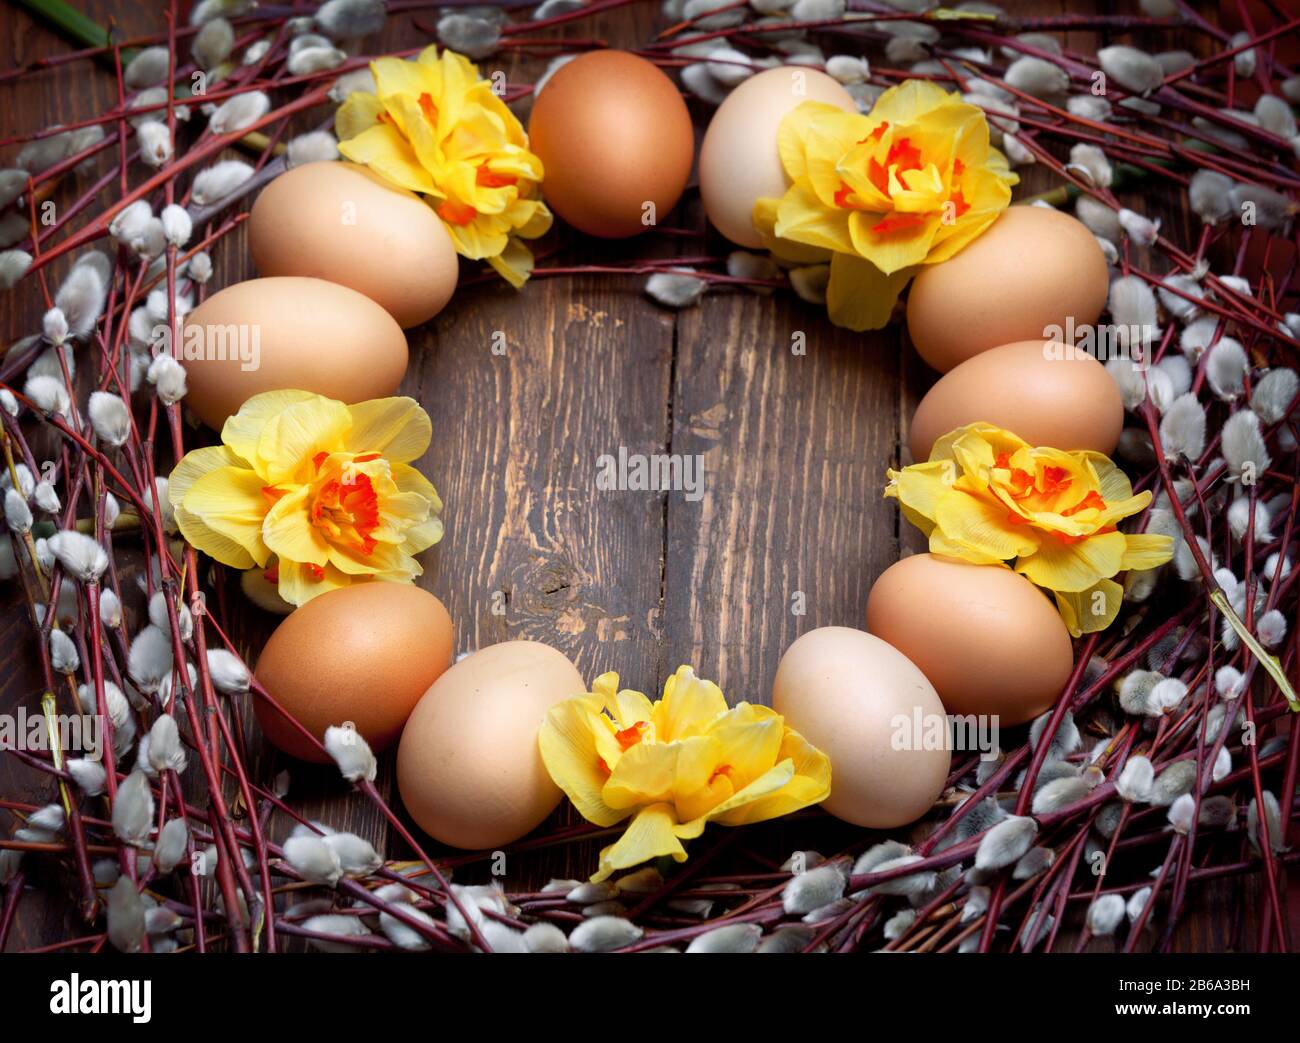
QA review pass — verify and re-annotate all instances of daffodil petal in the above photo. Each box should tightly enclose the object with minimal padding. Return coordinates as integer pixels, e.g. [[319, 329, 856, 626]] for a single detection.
[[774, 180, 856, 255], [180, 466, 271, 565], [595, 801, 691, 884], [334, 92, 384, 142], [704, 758, 795, 822], [603, 740, 680, 810], [932, 487, 1040, 560], [778, 100, 853, 183], [1085, 454, 1136, 503], [327, 538, 414, 577], [826, 253, 915, 332], [611, 689, 655, 732], [257, 397, 352, 484], [168, 444, 247, 505], [538, 697, 628, 828], [337, 124, 438, 196], [343, 397, 432, 463], [928, 531, 1008, 565], [592, 803, 687, 883], [1054, 578, 1123, 636], [219, 390, 319, 473], [705, 709, 785, 790], [1120, 533, 1175, 570], [485, 237, 535, 289], [753, 196, 831, 264], [653, 666, 728, 743], [672, 735, 732, 822], [716, 727, 831, 824], [261, 485, 330, 566], [1015, 529, 1128, 593], [887, 459, 953, 526], [174, 505, 259, 570], [276, 559, 355, 607]]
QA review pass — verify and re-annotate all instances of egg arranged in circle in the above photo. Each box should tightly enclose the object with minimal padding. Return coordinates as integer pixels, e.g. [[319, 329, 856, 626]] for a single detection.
[[908, 339, 1125, 463], [528, 51, 695, 239], [397, 640, 586, 849], [772, 626, 950, 829], [699, 66, 857, 248], [179, 276, 408, 431], [906, 206, 1109, 372], [254, 584, 454, 763], [249, 161, 459, 329], [866, 554, 1074, 727]]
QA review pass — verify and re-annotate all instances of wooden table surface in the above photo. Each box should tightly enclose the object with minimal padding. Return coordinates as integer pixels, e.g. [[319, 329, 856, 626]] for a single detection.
[[0, 0, 1285, 951]]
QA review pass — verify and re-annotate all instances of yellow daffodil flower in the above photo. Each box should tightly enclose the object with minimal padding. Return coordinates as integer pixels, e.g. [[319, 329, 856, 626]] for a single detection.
[[885, 423, 1174, 635], [754, 80, 1017, 331], [168, 391, 443, 606], [539, 666, 831, 882], [335, 46, 552, 287]]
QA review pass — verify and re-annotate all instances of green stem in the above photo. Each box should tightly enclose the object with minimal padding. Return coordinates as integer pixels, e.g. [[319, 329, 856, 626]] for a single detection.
[[1021, 161, 1152, 207], [13, 0, 133, 64], [1210, 589, 1300, 711]]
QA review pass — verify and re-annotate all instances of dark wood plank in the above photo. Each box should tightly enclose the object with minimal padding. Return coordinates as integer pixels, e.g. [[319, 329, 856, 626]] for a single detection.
[[665, 293, 904, 700]]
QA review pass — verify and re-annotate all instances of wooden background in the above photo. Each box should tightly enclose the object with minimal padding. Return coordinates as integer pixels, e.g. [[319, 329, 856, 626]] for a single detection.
[[0, 0, 1287, 951]]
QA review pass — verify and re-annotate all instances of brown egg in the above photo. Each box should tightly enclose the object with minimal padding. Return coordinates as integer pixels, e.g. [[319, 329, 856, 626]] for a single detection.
[[908, 339, 1124, 462], [180, 276, 407, 431], [254, 584, 453, 763], [528, 51, 694, 238], [772, 627, 950, 829], [866, 554, 1074, 727], [906, 206, 1109, 372], [699, 67, 856, 248], [249, 162, 459, 329], [397, 640, 584, 849]]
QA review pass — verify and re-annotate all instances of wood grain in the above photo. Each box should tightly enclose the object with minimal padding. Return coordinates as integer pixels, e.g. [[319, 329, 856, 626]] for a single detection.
[[666, 293, 904, 697]]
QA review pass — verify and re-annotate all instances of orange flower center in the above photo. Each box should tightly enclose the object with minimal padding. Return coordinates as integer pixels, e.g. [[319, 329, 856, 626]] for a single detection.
[[418, 92, 439, 126], [309, 454, 381, 556], [476, 163, 517, 190], [995, 453, 1074, 503], [832, 128, 971, 235], [867, 135, 924, 196], [438, 198, 478, 225], [992, 452, 1118, 542], [869, 210, 931, 236], [1063, 490, 1107, 516], [615, 720, 648, 751]]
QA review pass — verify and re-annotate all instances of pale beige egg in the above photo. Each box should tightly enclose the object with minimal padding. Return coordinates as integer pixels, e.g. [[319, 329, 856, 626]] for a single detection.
[[397, 640, 585, 850], [772, 626, 950, 829], [866, 554, 1074, 728], [699, 67, 856, 248], [179, 276, 408, 431], [249, 161, 459, 329], [906, 206, 1110, 372], [908, 339, 1124, 462]]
